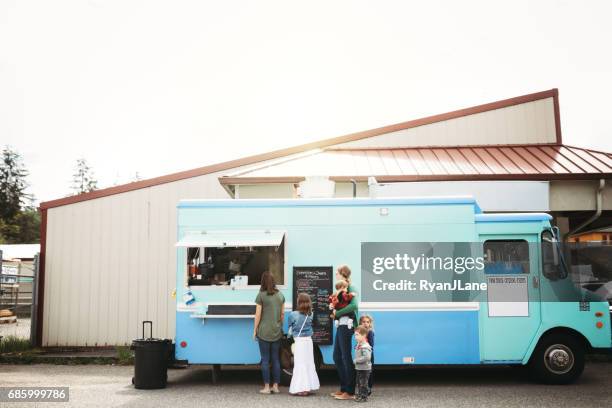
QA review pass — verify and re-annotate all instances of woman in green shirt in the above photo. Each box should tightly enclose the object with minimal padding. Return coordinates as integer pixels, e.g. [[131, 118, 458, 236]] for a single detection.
[[253, 271, 285, 394], [331, 264, 359, 400]]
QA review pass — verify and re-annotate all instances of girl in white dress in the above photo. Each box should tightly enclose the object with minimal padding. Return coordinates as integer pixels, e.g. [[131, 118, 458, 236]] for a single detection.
[[288, 293, 320, 396]]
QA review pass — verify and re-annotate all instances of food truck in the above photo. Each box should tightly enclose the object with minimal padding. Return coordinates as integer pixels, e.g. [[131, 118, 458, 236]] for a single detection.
[[174, 197, 611, 384]]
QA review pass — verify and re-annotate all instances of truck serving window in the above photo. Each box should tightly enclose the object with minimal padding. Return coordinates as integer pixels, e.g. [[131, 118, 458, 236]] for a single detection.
[[483, 240, 530, 274], [177, 230, 286, 287]]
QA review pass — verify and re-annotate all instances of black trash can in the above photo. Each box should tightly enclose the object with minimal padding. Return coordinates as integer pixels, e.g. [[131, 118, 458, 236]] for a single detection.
[[131, 321, 169, 389]]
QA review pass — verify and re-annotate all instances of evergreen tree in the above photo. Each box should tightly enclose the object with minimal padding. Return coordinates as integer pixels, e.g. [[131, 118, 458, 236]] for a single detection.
[[0, 146, 31, 221], [71, 158, 98, 194], [13, 209, 41, 243], [0, 146, 38, 244], [0, 218, 7, 244]]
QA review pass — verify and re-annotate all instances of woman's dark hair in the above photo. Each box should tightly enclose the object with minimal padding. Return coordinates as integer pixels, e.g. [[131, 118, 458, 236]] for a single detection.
[[296, 293, 312, 315], [260, 271, 278, 295], [337, 264, 351, 284]]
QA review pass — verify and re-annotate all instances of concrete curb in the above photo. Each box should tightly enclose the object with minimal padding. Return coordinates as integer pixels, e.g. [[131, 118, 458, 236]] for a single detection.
[[0, 347, 133, 365]]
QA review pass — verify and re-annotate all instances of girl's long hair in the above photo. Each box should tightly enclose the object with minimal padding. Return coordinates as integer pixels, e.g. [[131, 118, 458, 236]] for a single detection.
[[260, 271, 278, 295], [359, 314, 374, 328], [296, 293, 312, 315]]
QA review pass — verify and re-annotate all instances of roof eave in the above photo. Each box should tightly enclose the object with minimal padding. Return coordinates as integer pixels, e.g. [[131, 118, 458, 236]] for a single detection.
[[219, 173, 612, 185]]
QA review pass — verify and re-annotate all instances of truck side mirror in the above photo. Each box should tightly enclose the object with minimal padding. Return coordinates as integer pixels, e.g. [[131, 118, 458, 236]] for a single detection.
[[542, 230, 560, 280]]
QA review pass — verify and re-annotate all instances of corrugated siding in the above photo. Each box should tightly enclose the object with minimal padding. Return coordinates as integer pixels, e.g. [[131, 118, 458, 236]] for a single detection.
[[337, 98, 557, 148], [43, 171, 236, 346]]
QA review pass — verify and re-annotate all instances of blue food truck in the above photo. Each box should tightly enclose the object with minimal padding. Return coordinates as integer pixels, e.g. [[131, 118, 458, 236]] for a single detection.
[[174, 197, 611, 384]]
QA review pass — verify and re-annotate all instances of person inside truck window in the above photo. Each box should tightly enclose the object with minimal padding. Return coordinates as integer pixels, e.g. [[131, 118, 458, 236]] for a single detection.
[[228, 257, 242, 275], [253, 271, 285, 394], [331, 264, 359, 400]]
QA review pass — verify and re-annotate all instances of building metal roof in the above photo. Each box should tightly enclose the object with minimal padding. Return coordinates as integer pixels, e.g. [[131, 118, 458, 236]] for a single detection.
[[220, 144, 612, 184], [40, 89, 561, 210]]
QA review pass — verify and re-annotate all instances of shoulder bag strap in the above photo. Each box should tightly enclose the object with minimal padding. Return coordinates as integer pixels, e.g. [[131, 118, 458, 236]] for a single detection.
[[297, 313, 311, 337]]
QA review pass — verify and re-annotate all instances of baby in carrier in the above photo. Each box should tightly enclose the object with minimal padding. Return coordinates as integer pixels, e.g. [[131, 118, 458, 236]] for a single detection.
[[328, 279, 357, 327]]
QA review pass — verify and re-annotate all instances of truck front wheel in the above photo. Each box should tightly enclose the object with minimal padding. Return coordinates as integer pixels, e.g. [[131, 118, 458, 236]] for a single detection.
[[528, 333, 585, 384]]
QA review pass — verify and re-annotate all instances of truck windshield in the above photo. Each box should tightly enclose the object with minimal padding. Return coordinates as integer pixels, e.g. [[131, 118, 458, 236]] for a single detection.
[[541, 229, 612, 303]]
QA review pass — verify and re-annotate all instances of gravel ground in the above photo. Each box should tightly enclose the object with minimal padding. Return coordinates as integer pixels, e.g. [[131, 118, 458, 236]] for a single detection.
[[1, 363, 611, 408], [0, 317, 30, 339]]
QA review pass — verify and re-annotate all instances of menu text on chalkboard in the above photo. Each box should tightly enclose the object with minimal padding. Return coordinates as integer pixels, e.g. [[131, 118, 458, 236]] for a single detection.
[[293, 266, 333, 345]]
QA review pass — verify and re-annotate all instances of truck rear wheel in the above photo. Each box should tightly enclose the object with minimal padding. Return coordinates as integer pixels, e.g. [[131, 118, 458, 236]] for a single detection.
[[528, 333, 585, 384]]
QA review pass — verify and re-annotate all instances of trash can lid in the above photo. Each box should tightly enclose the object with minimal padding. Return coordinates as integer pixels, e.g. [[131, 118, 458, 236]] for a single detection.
[[132, 338, 167, 344]]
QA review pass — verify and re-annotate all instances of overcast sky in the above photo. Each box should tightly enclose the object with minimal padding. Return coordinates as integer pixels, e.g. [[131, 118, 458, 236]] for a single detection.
[[1, 0, 611, 204]]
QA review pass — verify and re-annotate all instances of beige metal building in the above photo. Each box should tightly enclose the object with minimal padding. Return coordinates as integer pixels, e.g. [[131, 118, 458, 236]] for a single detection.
[[38, 89, 612, 346]]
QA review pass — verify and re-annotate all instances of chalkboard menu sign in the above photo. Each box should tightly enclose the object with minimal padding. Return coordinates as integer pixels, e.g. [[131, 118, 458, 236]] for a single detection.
[[293, 266, 333, 345]]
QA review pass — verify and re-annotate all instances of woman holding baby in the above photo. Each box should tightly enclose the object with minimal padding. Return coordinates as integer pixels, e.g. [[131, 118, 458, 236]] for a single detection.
[[329, 264, 358, 400]]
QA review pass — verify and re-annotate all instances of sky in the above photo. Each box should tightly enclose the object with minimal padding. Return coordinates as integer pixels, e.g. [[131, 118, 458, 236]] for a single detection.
[[1, 0, 611, 204]]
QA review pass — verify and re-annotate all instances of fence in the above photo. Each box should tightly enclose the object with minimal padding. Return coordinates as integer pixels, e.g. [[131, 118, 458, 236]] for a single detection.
[[0, 252, 38, 344]]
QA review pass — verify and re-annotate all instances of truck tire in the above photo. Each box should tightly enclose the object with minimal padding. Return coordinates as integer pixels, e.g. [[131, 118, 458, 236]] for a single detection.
[[528, 333, 585, 384]]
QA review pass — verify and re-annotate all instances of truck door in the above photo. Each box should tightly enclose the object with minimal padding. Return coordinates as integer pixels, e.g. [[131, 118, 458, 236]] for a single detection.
[[479, 235, 542, 362]]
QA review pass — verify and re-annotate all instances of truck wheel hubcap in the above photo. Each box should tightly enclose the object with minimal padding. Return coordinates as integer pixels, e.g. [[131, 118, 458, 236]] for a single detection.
[[544, 344, 573, 374]]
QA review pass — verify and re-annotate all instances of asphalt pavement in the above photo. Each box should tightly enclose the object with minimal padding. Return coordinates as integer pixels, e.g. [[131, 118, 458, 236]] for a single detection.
[[1, 363, 611, 407]]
